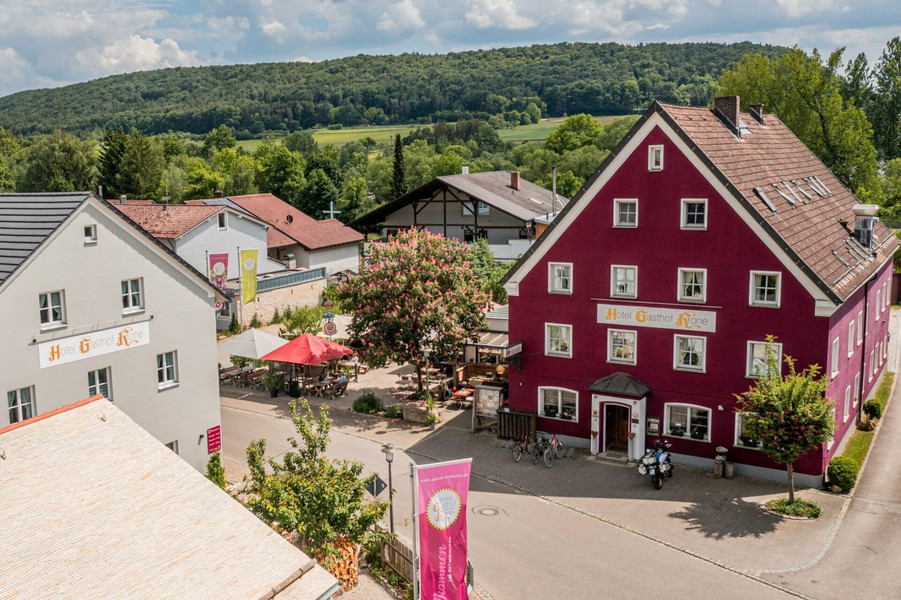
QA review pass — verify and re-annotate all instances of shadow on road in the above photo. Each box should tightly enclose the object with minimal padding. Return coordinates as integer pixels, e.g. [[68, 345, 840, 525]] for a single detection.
[[669, 498, 780, 540]]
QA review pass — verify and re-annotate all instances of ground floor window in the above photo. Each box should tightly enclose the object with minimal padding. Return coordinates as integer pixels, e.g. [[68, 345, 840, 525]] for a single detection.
[[88, 368, 112, 401], [665, 403, 710, 441], [735, 413, 762, 449], [7, 386, 34, 424], [538, 387, 578, 421]]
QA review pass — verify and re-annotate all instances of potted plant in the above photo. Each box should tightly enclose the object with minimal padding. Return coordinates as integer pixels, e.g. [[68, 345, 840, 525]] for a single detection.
[[544, 405, 558, 418], [425, 397, 438, 430], [262, 370, 286, 398], [739, 434, 758, 447], [561, 408, 573, 420], [670, 423, 685, 436]]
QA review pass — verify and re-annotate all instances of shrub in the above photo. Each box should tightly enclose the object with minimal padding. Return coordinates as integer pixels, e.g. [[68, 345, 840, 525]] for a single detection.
[[863, 399, 882, 421], [384, 404, 404, 418], [250, 313, 262, 328], [227, 313, 241, 335], [765, 498, 822, 518], [270, 308, 282, 324], [827, 456, 859, 492], [353, 391, 382, 414], [206, 451, 227, 490]]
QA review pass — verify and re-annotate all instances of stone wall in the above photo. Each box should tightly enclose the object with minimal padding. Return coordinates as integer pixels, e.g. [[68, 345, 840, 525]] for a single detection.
[[240, 278, 326, 327]]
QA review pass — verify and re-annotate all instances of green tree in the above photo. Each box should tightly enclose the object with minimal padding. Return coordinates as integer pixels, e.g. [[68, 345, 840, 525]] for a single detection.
[[283, 130, 318, 156], [182, 162, 226, 200], [544, 114, 603, 154], [392, 134, 407, 199], [735, 337, 836, 503], [97, 127, 128, 198], [245, 399, 388, 563], [203, 124, 236, 157], [871, 37, 901, 159], [206, 451, 227, 490], [119, 130, 165, 199], [537, 169, 581, 199], [254, 144, 307, 206], [19, 130, 97, 192], [302, 168, 340, 217], [338, 175, 370, 223], [340, 228, 490, 394], [880, 158, 901, 219], [717, 49, 882, 200], [0, 161, 13, 192], [279, 305, 324, 339], [467, 238, 510, 303], [428, 151, 464, 179], [595, 115, 641, 152]]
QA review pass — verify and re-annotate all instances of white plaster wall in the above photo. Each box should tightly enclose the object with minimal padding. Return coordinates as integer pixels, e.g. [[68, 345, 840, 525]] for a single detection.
[[0, 202, 221, 472], [174, 210, 284, 279], [308, 244, 360, 275]]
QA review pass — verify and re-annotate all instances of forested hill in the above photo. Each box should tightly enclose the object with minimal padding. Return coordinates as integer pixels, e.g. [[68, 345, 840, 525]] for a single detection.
[[0, 41, 786, 137]]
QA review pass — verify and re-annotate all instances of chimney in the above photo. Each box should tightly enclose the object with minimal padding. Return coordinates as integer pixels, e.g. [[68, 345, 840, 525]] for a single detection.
[[119, 195, 127, 205], [213, 190, 225, 198], [749, 104, 765, 125], [714, 96, 741, 135], [461, 163, 469, 175], [510, 171, 521, 191], [852, 204, 879, 248]]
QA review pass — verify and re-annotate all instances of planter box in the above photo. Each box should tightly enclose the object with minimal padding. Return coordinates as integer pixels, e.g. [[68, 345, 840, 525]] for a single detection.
[[403, 401, 442, 425]]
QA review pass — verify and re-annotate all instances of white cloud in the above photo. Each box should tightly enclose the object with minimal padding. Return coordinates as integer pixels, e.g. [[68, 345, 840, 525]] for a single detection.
[[377, 0, 426, 32], [464, 0, 537, 29], [774, 0, 839, 19], [260, 19, 288, 41], [0, 48, 30, 82], [75, 35, 199, 76]]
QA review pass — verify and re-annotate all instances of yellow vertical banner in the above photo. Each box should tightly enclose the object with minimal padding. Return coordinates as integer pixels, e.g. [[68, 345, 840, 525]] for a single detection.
[[240, 249, 258, 304]]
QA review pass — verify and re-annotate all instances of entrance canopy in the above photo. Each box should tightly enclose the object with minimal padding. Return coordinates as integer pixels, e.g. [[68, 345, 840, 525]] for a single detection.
[[587, 372, 651, 398]]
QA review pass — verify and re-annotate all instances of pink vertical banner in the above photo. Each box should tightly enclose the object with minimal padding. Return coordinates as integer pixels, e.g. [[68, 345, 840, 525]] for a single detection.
[[209, 253, 229, 293], [416, 459, 472, 600]]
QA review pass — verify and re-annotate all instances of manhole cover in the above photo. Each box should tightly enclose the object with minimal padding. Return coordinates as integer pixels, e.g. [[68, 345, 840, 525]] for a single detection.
[[473, 505, 501, 517]]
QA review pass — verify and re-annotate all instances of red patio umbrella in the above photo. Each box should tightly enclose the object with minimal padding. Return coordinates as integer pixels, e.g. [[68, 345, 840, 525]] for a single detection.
[[260, 333, 353, 365]]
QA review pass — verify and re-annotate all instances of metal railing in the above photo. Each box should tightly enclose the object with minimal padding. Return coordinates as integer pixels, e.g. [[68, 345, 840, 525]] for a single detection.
[[256, 267, 327, 292]]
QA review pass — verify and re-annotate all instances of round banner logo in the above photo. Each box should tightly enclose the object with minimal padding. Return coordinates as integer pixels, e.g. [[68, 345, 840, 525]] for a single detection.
[[243, 257, 256, 270], [425, 487, 462, 530], [323, 321, 338, 336], [215, 300, 223, 309]]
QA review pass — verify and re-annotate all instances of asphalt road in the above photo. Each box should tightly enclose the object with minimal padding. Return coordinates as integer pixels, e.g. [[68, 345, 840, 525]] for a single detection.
[[222, 403, 798, 600]]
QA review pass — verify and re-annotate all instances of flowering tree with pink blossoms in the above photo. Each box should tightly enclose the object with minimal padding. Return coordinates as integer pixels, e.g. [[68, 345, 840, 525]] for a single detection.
[[341, 228, 490, 395]]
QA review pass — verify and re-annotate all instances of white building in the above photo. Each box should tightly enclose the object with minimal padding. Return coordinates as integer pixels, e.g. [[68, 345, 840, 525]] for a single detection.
[[0, 192, 226, 471]]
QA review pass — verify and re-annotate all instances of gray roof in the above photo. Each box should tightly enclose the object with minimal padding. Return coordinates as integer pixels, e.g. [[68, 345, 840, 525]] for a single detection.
[[587, 372, 651, 398], [0, 397, 341, 600], [0, 192, 87, 285]]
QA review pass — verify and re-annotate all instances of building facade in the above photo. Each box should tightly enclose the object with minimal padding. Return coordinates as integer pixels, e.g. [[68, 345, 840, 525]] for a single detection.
[[1, 193, 225, 471], [502, 98, 897, 485]]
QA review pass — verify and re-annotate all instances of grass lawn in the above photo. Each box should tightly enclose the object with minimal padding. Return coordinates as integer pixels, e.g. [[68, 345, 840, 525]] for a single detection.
[[841, 371, 894, 467]]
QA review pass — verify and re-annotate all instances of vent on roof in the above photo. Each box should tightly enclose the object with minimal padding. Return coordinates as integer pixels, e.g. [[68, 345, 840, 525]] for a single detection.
[[852, 204, 879, 248], [791, 180, 813, 202], [753, 187, 777, 213], [772, 183, 795, 207], [812, 176, 832, 196], [805, 177, 826, 198], [781, 181, 803, 204]]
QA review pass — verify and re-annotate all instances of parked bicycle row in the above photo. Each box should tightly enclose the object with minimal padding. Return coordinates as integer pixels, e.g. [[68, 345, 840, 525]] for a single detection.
[[510, 432, 574, 468]]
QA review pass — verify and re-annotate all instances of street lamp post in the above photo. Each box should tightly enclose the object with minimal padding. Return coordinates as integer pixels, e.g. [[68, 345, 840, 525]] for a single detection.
[[381, 442, 395, 534]]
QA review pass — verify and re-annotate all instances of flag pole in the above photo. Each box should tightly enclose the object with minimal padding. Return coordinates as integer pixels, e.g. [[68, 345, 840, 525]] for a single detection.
[[236, 246, 242, 330]]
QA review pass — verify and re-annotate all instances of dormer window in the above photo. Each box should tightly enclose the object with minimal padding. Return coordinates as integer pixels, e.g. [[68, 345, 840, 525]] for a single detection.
[[648, 145, 663, 171], [218, 212, 227, 230]]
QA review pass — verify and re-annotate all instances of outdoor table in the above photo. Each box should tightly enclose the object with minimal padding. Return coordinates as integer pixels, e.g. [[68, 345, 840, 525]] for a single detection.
[[312, 379, 334, 397], [452, 387, 475, 408]]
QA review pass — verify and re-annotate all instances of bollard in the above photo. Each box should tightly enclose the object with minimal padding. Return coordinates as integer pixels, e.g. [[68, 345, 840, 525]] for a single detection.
[[724, 461, 735, 479]]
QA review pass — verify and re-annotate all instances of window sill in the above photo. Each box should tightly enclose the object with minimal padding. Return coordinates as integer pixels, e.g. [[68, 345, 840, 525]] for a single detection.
[[548, 289, 572, 295], [40, 323, 67, 333], [612, 224, 637, 229], [545, 352, 572, 359], [680, 225, 707, 231], [749, 302, 780, 309], [84, 240, 98, 246], [122, 307, 145, 316], [678, 298, 706, 304], [608, 357, 636, 365], [611, 294, 637, 300], [157, 382, 179, 392], [540, 414, 578, 422], [674, 366, 706, 373], [735, 442, 762, 451]]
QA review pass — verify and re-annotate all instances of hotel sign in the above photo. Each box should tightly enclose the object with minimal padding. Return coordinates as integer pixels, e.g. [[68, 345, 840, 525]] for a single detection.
[[597, 304, 716, 333], [39, 321, 151, 369]]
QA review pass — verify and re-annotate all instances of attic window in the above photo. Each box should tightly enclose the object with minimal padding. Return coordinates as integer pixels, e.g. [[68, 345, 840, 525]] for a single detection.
[[753, 187, 777, 213], [772, 183, 795, 207], [737, 118, 752, 136], [84, 224, 98, 244], [218, 212, 227, 230], [648, 145, 664, 171], [286, 215, 294, 223]]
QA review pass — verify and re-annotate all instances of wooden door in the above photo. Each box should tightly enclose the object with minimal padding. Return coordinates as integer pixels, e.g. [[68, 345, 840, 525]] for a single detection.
[[604, 404, 629, 453]]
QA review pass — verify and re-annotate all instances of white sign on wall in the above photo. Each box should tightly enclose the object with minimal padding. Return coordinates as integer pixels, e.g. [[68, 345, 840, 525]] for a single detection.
[[39, 321, 151, 369], [597, 304, 717, 333]]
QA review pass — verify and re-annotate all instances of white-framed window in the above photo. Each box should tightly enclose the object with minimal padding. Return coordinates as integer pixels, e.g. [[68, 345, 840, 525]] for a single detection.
[[121, 278, 144, 313], [827, 406, 837, 450], [611, 265, 637, 298], [38, 290, 66, 328], [749, 271, 781, 307], [648, 145, 663, 171], [877, 288, 882, 315], [848, 321, 855, 357], [463, 202, 489, 216], [88, 368, 112, 401], [674, 335, 706, 371], [681, 198, 707, 229], [7, 386, 34, 424], [548, 263, 572, 294], [678, 268, 706, 303], [218, 212, 227, 230], [545, 324, 572, 358], [886, 281, 891, 308], [843, 386, 851, 421], [83, 224, 98, 244], [857, 311, 863, 345], [831, 337, 840, 377], [665, 403, 710, 441], [869, 350, 875, 381], [746, 340, 783, 378], [854, 373, 861, 406], [608, 329, 636, 364], [157, 351, 178, 389], [735, 413, 762, 449], [613, 199, 638, 228], [538, 387, 578, 421]]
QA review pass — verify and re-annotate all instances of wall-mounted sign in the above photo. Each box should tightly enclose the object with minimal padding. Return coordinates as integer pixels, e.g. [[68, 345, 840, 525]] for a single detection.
[[597, 304, 716, 333], [39, 321, 151, 369], [646, 417, 661, 436], [504, 342, 522, 358], [207, 425, 222, 454]]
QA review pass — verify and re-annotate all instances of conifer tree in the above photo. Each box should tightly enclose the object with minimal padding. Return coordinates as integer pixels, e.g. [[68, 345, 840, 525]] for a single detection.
[[392, 134, 406, 200]]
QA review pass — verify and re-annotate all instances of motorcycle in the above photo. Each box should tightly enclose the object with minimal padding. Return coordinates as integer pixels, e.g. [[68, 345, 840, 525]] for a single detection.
[[637, 440, 674, 490]]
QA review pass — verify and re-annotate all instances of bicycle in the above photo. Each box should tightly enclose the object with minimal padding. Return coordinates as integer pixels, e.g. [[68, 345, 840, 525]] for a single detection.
[[531, 434, 554, 468], [511, 434, 533, 462], [550, 433, 566, 460]]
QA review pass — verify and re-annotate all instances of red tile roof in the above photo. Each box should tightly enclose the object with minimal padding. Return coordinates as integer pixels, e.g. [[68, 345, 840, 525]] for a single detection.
[[659, 102, 898, 302], [227, 193, 363, 250], [110, 204, 223, 239]]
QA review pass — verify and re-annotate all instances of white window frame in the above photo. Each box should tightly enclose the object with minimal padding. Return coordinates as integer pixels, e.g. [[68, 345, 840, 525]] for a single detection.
[[38, 290, 66, 329], [157, 351, 178, 389], [610, 265, 637, 298], [827, 407, 837, 450], [648, 145, 663, 171], [678, 268, 706, 303], [84, 224, 98, 244], [876, 288, 882, 315], [746, 340, 783, 378], [538, 387, 579, 421], [88, 367, 112, 402], [857, 311, 863, 345], [545, 323, 572, 358], [665, 403, 710, 442], [613, 198, 638, 228], [674, 335, 706, 372], [869, 350, 875, 381], [462, 202, 489, 216], [121, 278, 144, 314], [749, 271, 781, 307], [607, 329, 637, 365], [843, 385, 851, 421], [548, 263, 572, 295], [831, 337, 840, 377], [680, 198, 707, 229], [735, 413, 763, 449], [7, 386, 35, 424], [848, 321, 855, 357], [854, 373, 861, 406], [218, 212, 228, 230]]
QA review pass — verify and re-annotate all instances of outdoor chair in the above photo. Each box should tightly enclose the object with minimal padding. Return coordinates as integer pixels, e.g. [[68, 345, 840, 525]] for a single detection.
[[329, 380, 348, 399]]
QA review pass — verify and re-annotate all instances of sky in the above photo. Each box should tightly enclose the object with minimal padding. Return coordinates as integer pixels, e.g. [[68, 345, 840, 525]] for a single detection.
[[1, 0, 899, 98]]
